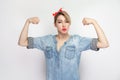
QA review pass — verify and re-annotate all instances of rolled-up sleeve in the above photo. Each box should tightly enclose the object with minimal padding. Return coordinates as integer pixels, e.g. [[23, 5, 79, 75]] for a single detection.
[[77, 35, 99, 51], [90, 38, 99, 51], [27, 37, 45, 51], [27, 37, 34, 49]]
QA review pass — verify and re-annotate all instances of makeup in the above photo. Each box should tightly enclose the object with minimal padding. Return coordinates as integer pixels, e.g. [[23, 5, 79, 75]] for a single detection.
[[62, 28, 67, 31]]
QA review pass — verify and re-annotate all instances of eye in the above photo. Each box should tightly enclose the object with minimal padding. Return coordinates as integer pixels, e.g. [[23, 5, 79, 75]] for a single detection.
[[58, 21, 62, 23], [66, 21, 69, 23]]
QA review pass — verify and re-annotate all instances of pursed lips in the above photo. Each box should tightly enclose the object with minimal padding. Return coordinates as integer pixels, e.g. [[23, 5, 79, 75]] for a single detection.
[[62, 28, 67, 31]]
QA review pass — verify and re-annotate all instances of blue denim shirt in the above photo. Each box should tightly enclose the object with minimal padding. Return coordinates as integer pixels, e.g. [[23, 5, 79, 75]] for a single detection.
[[27, 35, 99, 80]]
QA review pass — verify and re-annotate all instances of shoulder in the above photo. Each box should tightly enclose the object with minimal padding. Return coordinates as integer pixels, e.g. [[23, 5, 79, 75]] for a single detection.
[[32, 34, 53, 43], [71, 34, 92, 43], [72, 34, 83, 40], [72, 34, 92, 41], [39, 34, 53, 39]]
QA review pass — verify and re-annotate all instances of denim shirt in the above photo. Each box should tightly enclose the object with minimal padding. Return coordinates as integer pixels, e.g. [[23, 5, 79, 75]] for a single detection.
[[27, 35, 99, 80]]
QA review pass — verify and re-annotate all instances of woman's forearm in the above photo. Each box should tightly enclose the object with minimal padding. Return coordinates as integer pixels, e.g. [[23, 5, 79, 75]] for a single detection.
[[18, 19, 30, 46]]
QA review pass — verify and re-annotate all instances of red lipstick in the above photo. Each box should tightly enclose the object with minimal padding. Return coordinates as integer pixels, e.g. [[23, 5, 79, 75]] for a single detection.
[[62, 28, 67, 31]]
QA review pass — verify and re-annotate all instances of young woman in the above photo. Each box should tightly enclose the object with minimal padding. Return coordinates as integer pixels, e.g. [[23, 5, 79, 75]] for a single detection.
[[18, 8, 109, 80]]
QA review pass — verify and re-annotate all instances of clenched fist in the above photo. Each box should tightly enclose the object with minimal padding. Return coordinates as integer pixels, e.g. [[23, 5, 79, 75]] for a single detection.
[[82, 18, 96, 25], [27, 17, 40, 24]]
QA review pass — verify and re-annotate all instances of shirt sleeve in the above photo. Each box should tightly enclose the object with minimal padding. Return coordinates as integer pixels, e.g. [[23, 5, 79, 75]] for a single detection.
[[78, 36, 99, 51], [27, 37, 45, 51], [90, 38, 99, 51]]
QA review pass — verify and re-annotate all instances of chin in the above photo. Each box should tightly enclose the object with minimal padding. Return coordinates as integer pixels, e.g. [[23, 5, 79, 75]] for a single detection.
[[61, 32, 68, 34]]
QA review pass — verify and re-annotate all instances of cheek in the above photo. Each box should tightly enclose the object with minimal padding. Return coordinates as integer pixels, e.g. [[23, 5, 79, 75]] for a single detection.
[[66, 24, 70, 29], [56, 25, 62, 30], [57, 24, 63, 29], [56, 23, 61, 26], [67, 27, 70, 31], [67, 26, 70, 29]]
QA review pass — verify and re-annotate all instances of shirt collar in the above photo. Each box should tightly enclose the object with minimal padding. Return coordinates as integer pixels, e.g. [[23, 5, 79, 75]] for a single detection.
[[52, 34, 73, 44]]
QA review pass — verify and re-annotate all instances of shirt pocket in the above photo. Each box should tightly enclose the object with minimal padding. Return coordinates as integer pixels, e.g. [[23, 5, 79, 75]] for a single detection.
[[65, 46, 75, 60], [45, 46, 53, 59]]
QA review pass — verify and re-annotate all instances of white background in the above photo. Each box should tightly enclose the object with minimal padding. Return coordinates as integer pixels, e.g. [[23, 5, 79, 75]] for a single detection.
[[0, 0, 120, 80]]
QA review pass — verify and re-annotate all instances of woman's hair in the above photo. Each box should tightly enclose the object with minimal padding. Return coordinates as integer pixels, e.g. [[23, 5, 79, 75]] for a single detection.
[[54, 11, 71, 24]]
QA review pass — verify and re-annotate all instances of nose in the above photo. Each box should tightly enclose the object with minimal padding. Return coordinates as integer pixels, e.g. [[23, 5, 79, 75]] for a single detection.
[[62, 22, 66, 27]]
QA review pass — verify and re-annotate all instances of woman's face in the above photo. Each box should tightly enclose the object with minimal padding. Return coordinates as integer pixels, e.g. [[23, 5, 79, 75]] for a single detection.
[[55, 15, 70, 34]]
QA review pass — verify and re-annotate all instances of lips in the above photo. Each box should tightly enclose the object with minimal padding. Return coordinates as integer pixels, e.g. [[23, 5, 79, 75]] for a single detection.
[[62, 28, 67, 31]]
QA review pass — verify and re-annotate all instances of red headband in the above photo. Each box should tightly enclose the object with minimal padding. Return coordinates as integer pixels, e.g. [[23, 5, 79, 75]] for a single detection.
[[52, 8, 63, 17]]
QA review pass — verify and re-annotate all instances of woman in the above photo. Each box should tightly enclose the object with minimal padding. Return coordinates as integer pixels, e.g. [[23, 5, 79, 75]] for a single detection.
[[18, 8, 109, 80]]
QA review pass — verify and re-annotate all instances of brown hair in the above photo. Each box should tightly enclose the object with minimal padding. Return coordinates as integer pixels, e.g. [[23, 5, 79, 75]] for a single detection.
[[54, 11, 71, 24]]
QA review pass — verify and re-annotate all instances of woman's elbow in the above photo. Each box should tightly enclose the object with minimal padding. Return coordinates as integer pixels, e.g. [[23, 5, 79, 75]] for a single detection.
[[103, 43, 109, 48], [97, 42, 109, 48], [18, 41, 28, 47]]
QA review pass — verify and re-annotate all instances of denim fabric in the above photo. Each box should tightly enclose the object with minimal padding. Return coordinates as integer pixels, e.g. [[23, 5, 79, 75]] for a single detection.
[[27, 34, 99, 80]]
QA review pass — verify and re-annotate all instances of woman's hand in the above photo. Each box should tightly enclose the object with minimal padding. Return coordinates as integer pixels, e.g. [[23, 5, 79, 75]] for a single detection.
[[82, 18, 96, 25], [27, 17, 40, 24]]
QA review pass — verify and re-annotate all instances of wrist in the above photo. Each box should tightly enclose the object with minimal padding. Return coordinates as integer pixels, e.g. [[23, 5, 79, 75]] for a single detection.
[[91, 19, 97, 25], [26, 18, 31, 24]]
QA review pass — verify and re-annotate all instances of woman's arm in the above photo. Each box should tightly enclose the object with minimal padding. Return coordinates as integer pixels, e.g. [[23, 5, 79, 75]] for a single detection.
[[18, 17, 40, 47], [82, 18, 109, 48]]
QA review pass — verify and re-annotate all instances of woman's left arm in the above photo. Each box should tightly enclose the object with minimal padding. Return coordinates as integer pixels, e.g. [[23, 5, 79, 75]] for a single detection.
[[82, 18, 109, 48]]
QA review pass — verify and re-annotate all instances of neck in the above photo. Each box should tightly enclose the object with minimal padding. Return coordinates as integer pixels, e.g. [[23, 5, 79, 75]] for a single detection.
[[57, 33, 70, 40]]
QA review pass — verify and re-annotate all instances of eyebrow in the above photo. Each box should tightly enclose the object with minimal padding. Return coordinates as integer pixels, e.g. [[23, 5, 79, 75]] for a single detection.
[[57, 19, 62, 21], [57, 19, 66, 22]]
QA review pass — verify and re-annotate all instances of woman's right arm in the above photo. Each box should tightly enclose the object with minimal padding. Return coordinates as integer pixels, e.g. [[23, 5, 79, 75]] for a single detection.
[[18, 17, 40, 47]]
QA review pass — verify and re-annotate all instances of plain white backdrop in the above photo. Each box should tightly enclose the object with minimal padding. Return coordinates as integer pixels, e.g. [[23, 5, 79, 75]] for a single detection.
[[0, 0, 120, 80]]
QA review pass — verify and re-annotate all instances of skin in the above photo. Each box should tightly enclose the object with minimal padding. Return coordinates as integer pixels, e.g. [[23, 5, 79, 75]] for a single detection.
[[18, 16, 109, 51], [18, 17, 40, 46], [82, 17, 109, 48], [54, 15, 71, 51]]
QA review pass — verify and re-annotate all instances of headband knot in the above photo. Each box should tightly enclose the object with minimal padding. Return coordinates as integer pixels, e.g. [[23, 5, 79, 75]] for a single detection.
[[52, 8, 63, 17]]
